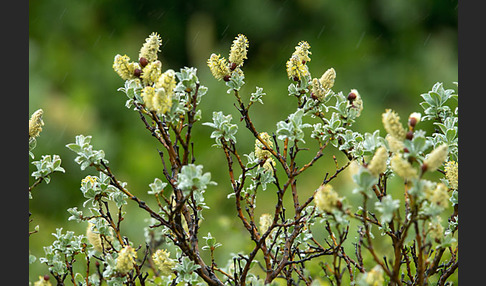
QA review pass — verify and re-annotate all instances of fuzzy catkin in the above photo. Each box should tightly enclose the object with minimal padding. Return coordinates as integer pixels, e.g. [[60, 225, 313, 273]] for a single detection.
[[444, 161, 458, 189], [385, 134, 404, 153], [314, 184, 340, 213], [367, 146, 388, 176], [229, 34, 249, 67], [207, 53, 230, 81], [319, 68, 336, 92], [152, 249, 176, 276], [255, 132, 273, 160], [116, 245, 137, 274], [286, 54, 309, 81], [113, 54, 138, 81], [390, 154, 418, 180], [293, 41, 312, 63], [155, 69, 177, 96], [382, 109, 406, 140], [86, 223, 103, 252], [29, 109, 44, 139], [428, 218, 444, 241], [423, 144, 448, 172], [426, 182, 449, 208], [259, 213, 273, 234], [141, 60, 162, 85], [139, 32, 162, 63]]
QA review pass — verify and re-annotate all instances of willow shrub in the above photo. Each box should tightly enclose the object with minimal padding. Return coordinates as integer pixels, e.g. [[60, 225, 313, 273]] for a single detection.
[[29, 33, 458, 286]]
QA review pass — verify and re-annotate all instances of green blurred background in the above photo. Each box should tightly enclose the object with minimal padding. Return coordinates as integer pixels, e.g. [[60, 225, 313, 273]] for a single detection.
[[29, 0, 457, 283]]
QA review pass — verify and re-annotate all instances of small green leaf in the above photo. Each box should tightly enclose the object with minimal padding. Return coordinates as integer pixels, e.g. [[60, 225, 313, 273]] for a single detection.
[[352, 167, 378, 197], [375, 195, 400, 224], [148, 178, 168, 195]]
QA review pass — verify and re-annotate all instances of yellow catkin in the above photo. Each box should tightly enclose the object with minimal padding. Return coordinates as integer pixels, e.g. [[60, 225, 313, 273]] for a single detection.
[[259, 213, 273, 234], [255, 132, 274, 160], [229, 34, 249, 67], [155, 69, 177, 97], [367, 146, 388, 177], [152, 89, 173, 115], [286, 54, 309, 81], [311, 78, 326, 101], [426, 182, 449, 208], [423, 144, 448, 172], [86, 223, 103, 252], [293, 41, 312, 63], [390, 154, 418, 180], [314, 184, 340, 213], [139, 32, 162, 63], [385, 134, 404, 153], [116, 245, 137, 274], [207, 53, 230, 81], [428, 218, 444, 241], [29, 109, 44, 139], [141, 86, 156, 110], [113, 54, 138, 81], [444, 161, 458, 189], [262, 158, 276, 174], [382, 109, 406, 140], [141, 60, 162, 86], [319, 68, 336, 92], [152, 249, 176, 276]]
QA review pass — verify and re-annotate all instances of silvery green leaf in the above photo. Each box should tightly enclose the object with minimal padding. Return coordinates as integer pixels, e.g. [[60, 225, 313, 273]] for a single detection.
[[31, 155, 65, 181], [43, 176, 51, 184], [374, 195, 400, 224], [203, 111, 238, 146], [174, 256, 201, 284], [198, 85, 208, 97], [361, 130, 382, 155], [287, 83, 300, 97], [250, 86, 265, 104], [67, 207, 84, 223], [29, 137, 37, 153], [125, 98, 134, 109], [450, 190, 458, 205], [258, 167, 275, 191], [420, 201, 443, 217], [67, 135, 108, 169], [352, 167, 378, 197], [176, 164, 216, 195], [110, 191, 128, 208], [175, 67, 199, 92], [148, 178, 168, 195], [244, 152, 260, 167], [276, 109, 310, 142], [66, 143, 82, 153], [226, 72, 245, 93], [203, 232, 222, 249], [403, 130, 429, 158]]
